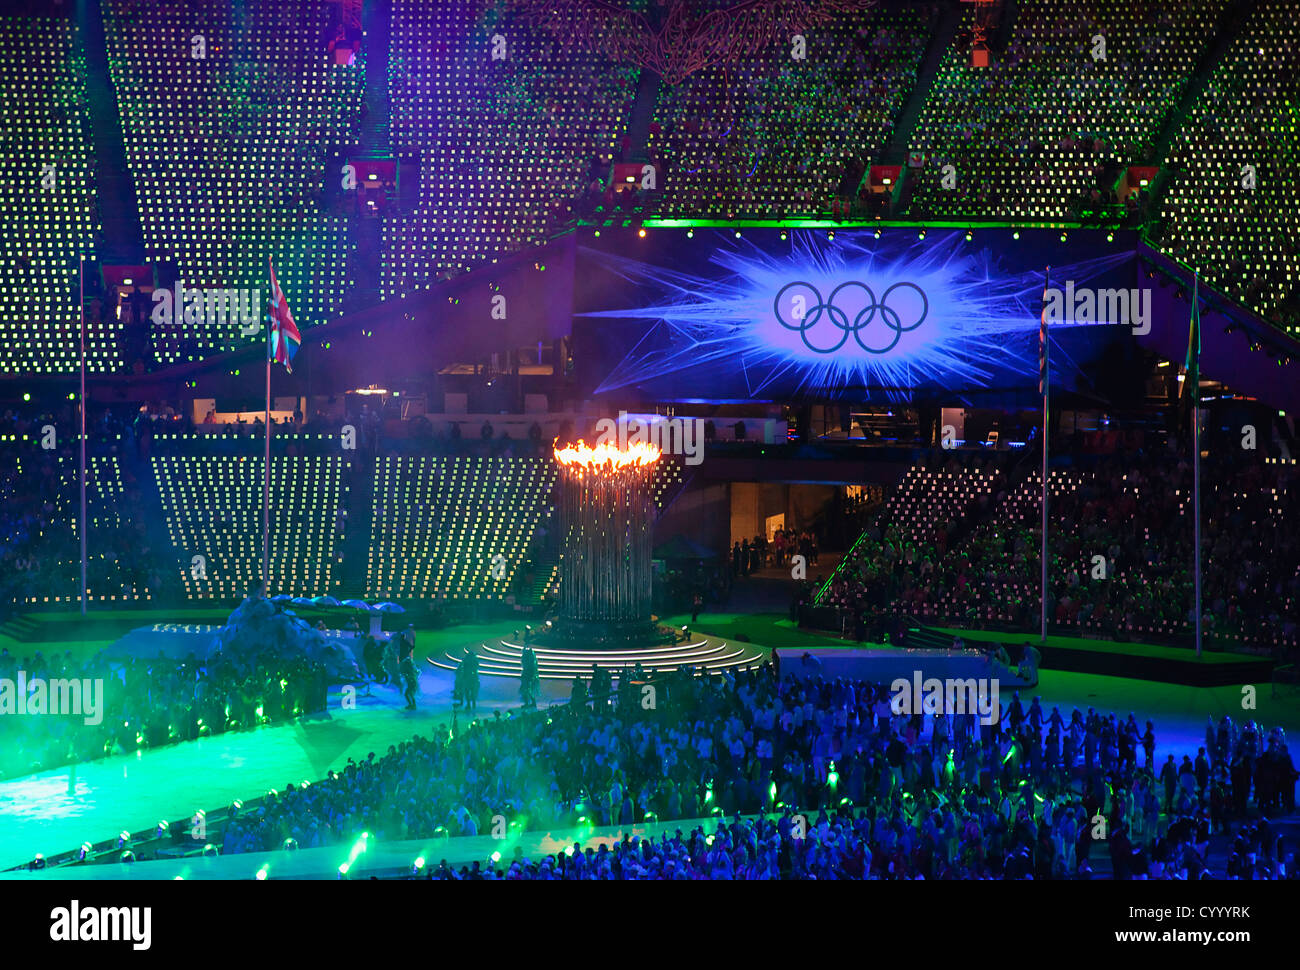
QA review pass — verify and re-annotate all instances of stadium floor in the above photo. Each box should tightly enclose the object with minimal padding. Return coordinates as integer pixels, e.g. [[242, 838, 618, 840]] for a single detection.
[[1, 616, 1296, 871], [0, 655, 573, 871]]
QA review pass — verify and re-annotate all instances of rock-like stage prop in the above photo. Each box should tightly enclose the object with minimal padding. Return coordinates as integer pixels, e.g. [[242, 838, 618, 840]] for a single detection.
[[106, 594, 362, 681], [215, 594, 361, 681]]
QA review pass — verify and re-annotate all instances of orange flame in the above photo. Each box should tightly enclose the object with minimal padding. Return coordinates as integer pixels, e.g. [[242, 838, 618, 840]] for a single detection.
[[553, 439, 661, 469]]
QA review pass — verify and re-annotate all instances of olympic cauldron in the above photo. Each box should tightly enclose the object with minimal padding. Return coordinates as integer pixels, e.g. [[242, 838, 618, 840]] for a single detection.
[[539, 439, 675, 647]]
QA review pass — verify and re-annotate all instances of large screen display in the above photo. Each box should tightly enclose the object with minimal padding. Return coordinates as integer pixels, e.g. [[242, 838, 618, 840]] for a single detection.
[[573, 227, 1141, 404]]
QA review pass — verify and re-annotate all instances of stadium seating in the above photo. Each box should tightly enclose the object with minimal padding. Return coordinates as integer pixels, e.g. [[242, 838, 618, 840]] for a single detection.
[[383, 0, 638, 297], [820, 454, 1299, 652], [102, 0, 363, 364], [819, 461, 1000, 607], [365, 454, 684, 602], [366, 456, 557, 601], [152, 454, 349, 599], [885, 464, 1000, 544], [648, 5, 929, 219], [0, 16, 105, 374], [907, 0, 1226, 222], [0, 442, 152, 606], [2, 1, 1294, 365], [1157, 0, 1300, 335]]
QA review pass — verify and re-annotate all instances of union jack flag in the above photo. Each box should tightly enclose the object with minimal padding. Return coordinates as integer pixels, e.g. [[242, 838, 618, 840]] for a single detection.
[[268, 258, 300, 374]]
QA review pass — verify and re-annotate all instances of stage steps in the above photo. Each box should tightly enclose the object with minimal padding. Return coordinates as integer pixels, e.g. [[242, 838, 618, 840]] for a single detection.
[[427, 634, 767, 681]]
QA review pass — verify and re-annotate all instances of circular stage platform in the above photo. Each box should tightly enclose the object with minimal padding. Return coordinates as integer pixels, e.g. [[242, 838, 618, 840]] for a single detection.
[[427, 634, 767, 681]]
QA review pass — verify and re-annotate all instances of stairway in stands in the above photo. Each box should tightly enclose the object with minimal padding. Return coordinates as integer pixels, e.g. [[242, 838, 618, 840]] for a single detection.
[[878, 1, 960, 168], [343, 0, 394, 313], [78, 0, 144, 266], [333, 453, 373, 599]]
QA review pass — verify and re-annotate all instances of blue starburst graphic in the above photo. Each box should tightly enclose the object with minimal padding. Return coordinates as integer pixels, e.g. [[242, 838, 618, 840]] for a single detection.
[[579, 230, 1133, 402]]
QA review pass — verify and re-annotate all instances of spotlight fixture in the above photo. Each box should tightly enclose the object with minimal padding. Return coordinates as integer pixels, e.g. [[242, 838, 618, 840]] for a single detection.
[[964, 230, 973, 242], [686, 229, 693, 238]]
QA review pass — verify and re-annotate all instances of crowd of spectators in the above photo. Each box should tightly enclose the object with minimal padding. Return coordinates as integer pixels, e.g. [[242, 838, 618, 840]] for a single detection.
[[819, 448, 1299, 657], [649, 7, 930, 220], [906, 0, 1220, 224], [0, 406, 162, 614], [731, 529, 819, 578], [211, 663, 1295, 879]]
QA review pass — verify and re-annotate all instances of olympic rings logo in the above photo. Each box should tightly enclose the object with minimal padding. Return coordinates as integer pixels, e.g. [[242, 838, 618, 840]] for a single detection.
[[773, 281, 928, 354]]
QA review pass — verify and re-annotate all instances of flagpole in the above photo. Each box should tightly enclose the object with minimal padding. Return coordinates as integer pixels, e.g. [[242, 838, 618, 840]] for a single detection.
[[1191, 273, 1202, 659], [263, 313, 271, 599], [1040, 265, 1051, 646], [79, 254, 87, 617]]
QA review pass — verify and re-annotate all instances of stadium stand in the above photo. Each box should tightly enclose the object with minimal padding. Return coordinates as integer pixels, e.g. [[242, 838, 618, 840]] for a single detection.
[[366, 455, 558, 602], [648, 5, 929, 219], [818, 452, 1299, 656], [1155, 0, 1300, 336], [0, 15, 103, 374], [906, 0, 1226, 222], [382, 0, 639, 297], [102, 0, 363, 364], [153, 454, 349, 600], [365, 455, 684, 603]]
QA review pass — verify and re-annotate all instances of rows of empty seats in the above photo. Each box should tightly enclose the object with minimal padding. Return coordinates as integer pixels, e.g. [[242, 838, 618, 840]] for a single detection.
[[366, 454, 685, 602], [1156, 0, 1300, 336], [102, 0, 363, 364], [382, 0, 638, 297], [0, 16, 105, 374], [907, 0, 1224, 221], [648, 5, 929, 218], [884, 465, 1000, 544], [817, 461, 1001, 607], [152, 455, 348, 599], [366, 456, 558, 600]]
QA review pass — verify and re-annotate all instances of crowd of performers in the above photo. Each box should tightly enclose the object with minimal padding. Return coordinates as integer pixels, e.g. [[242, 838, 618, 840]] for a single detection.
[[348, 619, 421, 710]]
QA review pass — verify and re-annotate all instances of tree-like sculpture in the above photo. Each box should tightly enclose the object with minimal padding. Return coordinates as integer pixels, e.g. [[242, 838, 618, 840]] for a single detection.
[[553, 439, 660, 626]]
